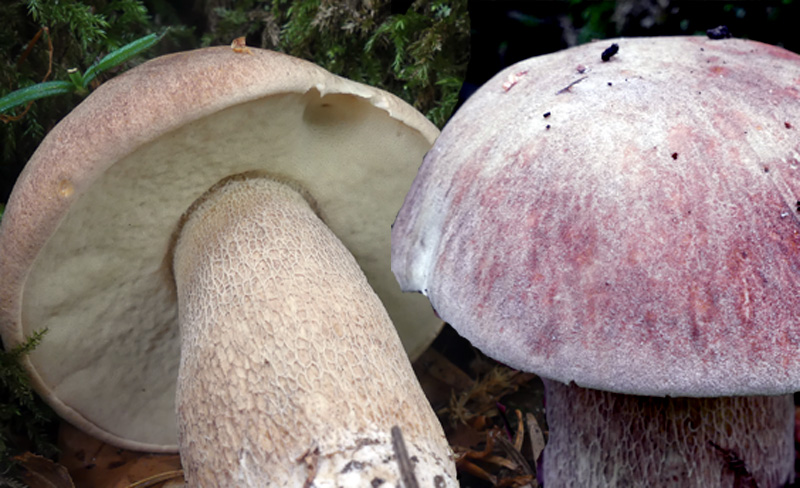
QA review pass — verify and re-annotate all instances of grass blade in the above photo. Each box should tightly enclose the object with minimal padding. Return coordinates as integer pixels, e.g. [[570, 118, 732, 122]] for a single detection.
[[0, 81, 74, 113], [82, 32, 163, 87]]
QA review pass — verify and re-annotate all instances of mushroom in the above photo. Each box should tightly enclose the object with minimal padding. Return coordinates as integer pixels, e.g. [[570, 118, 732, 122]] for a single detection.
[[391, 36, 800, 486], [0, 47, 456, 485]]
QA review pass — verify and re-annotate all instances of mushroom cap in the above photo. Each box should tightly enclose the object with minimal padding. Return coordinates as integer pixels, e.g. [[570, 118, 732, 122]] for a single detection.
[[0, 47, 441, 452], [392, 36, 800, 398]]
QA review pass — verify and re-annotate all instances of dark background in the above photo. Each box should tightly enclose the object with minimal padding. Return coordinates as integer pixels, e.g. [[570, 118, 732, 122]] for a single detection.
[[456, 0, 800, 107]]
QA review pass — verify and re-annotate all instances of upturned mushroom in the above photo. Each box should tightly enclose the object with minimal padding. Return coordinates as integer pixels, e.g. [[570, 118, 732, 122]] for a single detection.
[[0, 47, 456, 486], [392, 36, 800, 486]]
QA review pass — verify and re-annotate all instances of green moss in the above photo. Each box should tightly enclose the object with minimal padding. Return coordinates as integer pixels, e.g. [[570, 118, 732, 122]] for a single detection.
[[201, 0, 470, 127], [0, 330, 57, 482]]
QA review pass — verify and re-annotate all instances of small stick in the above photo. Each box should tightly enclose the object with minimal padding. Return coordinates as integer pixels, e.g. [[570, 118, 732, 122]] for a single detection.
[[708, 440, 758, 488], [392, 425, 420, 488], [297, 445, 320, 488], [127, 470, 185, 487], [556, 76, 588, 95], [491, 429, 534, 477]]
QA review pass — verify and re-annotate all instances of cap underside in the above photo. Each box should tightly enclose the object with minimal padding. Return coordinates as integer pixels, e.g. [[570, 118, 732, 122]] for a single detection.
[[19, 89, 437, 450]]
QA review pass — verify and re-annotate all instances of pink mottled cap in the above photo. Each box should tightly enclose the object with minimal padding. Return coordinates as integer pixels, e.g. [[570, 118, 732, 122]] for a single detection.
[[392, 36, 800, 397]]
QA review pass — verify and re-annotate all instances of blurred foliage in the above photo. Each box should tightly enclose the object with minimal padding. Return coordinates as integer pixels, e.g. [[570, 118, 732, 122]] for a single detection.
[[569, 0, 799, 47], [462, 0, 799, 92], [0, 330, 57, 483]]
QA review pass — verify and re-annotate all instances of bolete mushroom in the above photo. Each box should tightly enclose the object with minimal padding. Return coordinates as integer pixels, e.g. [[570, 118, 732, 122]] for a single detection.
[[0, 47, 456, 485], [392, 36, 800, 486]]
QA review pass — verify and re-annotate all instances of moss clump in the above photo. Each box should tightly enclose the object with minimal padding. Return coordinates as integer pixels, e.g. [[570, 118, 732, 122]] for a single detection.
[[0, 330, 57, 483], [202, 0, 470, 127]]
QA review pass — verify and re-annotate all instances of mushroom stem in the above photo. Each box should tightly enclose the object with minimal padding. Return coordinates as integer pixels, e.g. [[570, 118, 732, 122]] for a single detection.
[[172, 177, 455, 486], [541, 378, 795, 487]]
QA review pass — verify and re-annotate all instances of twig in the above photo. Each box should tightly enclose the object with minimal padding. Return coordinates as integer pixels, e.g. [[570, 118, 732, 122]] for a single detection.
[[127, 470, 184, 487], [392, 426, 419, 488], [555, 76, 588, 95], [491, 429, 534, 477], [708, 441, 758, 488]]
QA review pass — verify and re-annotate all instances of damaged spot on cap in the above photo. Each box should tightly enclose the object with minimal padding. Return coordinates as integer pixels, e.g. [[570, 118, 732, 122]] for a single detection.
[[502, 70, 529, 92], [556, 76, 588, 95], [57, 179, 74, 198]]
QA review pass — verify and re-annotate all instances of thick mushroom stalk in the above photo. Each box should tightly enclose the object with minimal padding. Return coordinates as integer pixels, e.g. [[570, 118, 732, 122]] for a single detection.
[[173, 176, 455, 486], [543, 380, 794, 487]]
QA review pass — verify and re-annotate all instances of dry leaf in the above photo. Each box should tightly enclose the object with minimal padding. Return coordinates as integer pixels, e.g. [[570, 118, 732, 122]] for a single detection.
[[525, 413, 545, 464], [230, 37, 252, 54], [14, 452, 75, 488], [58, 422, 182, 488]]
